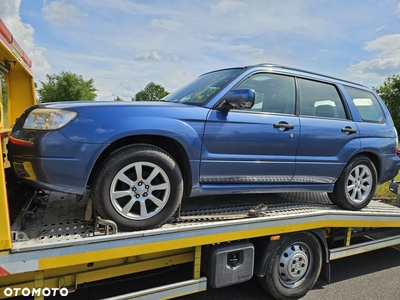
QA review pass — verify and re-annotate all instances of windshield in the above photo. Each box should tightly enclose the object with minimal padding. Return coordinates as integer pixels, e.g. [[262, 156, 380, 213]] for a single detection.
[[163, 68, 244, 105]]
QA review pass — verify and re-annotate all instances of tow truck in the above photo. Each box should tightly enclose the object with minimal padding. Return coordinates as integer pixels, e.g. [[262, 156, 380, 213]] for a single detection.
[[0, 19, 400, 300]]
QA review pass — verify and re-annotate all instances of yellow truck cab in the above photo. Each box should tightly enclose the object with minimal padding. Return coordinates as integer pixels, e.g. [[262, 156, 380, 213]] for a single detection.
[[0, 18, 35, 252]]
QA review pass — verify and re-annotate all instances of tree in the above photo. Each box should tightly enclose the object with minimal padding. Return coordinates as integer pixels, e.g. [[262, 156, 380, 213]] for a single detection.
[[0, 72, 8, 127], [37, 71, 97, 102], [0, 72, 7, 112], [113, 96, 123, 101], [134, 82, 169, 101], [374, 75, 400, 132]]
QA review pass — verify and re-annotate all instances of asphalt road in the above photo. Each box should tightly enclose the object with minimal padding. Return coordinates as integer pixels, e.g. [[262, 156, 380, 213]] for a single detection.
[[178, 244, 400, 300], [41, 242, 400, 300]]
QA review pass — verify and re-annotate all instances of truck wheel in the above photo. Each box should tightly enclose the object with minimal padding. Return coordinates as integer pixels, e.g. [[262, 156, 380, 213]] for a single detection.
[[258, 232, 322, 300], [328, 155, 377, 210], [91, 145, 183, 231]]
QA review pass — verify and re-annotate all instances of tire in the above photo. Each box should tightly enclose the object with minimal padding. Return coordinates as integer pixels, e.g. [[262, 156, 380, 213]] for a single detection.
[[91, 145, 183, 231], [328, 155, 377, 210], [258, 232, 322, 300]]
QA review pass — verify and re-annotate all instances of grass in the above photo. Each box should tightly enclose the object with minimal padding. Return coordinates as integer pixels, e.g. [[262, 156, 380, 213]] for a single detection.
[[375, 179, 397, 198]]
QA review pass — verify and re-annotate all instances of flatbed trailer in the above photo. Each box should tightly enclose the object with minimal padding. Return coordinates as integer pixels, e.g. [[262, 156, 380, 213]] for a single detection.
[[1, 189, 400, 300], [1, 18, 400, 300]]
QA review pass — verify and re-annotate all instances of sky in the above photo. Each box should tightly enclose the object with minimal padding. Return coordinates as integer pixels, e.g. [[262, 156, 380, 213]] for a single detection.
[[1, 0, 400, 100]]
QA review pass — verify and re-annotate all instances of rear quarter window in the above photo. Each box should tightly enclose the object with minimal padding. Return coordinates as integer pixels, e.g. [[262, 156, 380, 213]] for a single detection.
[[345, 87, 385, 123]]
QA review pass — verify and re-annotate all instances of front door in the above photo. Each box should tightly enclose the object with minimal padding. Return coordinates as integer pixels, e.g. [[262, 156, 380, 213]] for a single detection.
[[200, 73, 299, 186]]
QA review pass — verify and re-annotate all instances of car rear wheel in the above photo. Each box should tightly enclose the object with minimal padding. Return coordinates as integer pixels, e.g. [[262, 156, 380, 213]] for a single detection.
[[91, 145, 183, 231], [328, 155, 377, 210]]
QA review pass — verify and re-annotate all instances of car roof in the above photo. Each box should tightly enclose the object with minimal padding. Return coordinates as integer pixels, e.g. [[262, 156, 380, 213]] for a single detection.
[[244, 63, 366, 88]]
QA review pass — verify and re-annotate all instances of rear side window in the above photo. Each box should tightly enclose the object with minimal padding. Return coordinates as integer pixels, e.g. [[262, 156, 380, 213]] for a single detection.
[[345, 87, 385, 123], [298, 79, 347, 119]]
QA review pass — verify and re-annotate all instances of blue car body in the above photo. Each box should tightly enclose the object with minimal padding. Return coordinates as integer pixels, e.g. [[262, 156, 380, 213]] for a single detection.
[[7, 64, 400, 227]]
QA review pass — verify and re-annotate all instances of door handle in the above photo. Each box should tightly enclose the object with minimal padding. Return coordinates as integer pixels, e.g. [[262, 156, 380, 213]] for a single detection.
[[273, 122, 294, 130], [341, 126, 357, 134]]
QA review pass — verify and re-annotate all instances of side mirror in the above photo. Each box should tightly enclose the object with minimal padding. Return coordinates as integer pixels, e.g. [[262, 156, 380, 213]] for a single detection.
[[218, 89, 255, 111]]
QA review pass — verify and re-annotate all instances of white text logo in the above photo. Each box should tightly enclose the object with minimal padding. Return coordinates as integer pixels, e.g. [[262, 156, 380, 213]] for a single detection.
[[4, 287, 69, 297]]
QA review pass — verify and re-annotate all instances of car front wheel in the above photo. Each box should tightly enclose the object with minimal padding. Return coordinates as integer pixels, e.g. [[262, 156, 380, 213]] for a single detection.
[[329, 155, 377, 210], [92, 145, 183, 231]]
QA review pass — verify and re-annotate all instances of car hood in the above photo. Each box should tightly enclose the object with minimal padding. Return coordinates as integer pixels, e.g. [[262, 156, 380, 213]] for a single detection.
[[33, 100, 191, 110]]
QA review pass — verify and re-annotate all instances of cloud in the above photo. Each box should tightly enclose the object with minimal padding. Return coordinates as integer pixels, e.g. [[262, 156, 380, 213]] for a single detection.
[[42, 0, 87, 26], [0, 0, 51, 80], [374, 25, 386, 32], [3, 0, 400, 99], [347, 34, 400, 82], [0, 0, 20, 17], [134, 51, 162, 62], [207, 0, 329, 38], [150, 19, 181, 31], [210, 0, 246, 14], [365, 34, 400, 54]]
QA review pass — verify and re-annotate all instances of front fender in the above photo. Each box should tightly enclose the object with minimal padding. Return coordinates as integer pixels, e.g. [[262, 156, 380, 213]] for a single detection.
[[61, 107, 209, 161], [97, 116, 206, 160]]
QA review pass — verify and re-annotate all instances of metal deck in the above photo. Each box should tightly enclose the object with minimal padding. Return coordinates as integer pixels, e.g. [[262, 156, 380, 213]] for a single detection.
[[10, 190, 400, 251]]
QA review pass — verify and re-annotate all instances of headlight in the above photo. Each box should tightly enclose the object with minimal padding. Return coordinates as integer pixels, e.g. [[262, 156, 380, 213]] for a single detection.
[[23, 108, 77, 130]]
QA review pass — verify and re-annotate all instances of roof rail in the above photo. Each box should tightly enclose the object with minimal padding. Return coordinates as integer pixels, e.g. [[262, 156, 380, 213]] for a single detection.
[[252, 63, 365, 87]]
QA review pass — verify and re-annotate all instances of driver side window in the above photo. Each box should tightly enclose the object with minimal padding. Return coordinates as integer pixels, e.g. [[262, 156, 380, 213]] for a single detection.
[[236, 73, 295, 114]]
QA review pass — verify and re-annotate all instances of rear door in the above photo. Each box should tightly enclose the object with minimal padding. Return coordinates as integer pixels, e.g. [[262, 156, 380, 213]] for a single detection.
[[294, 78, 360, 183]]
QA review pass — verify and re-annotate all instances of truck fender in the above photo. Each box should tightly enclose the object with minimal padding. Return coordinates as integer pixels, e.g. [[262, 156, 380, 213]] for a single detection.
[[310, 229, 331, 283], [252, 229, 331, 283]]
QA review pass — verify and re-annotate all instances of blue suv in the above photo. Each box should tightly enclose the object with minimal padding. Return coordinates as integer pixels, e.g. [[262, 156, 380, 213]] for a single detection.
[[7, 64, 400, 230]]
